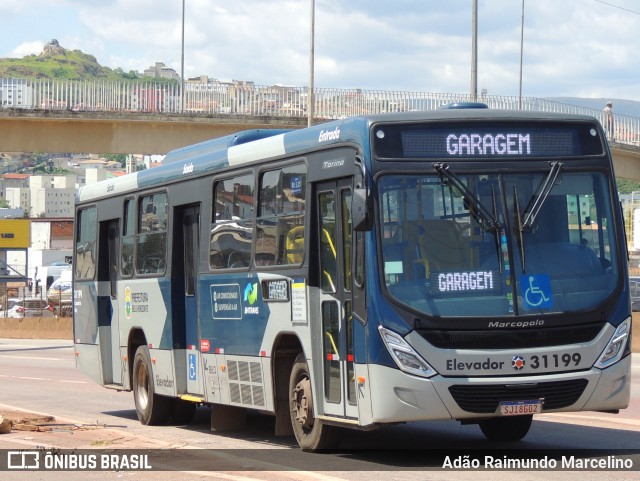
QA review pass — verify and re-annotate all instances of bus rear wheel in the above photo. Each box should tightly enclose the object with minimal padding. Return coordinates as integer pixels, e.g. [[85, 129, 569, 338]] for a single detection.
[[132, 345, 171, 425], [289, 353, 342, 451], [479, 415, 533, 442]]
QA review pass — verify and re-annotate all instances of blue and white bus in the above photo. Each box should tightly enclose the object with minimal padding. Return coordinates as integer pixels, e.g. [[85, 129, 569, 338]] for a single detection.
[[74, 108, 631, 450]]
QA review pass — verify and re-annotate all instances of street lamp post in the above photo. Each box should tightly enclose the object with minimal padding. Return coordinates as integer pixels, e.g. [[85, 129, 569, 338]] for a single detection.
[[471, 0, 478, 102], [308, 0, 315, 127], [181, 0, 185, 113], [519, 0, 525, 110]]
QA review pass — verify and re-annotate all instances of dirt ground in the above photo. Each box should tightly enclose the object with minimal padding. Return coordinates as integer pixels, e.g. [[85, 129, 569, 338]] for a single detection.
[[0, 408, 174, 449]]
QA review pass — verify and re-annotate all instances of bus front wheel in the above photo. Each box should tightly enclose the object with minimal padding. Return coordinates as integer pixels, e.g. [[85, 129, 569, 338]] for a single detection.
[[132, 345, 171, 425], [289, 353, 342, 451], [479, 415, 533, 442]]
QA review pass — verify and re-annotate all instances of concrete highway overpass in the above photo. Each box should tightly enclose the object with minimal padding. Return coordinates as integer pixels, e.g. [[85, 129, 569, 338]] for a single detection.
[[2, 109, 640, 180], [0, 109, 307, 155]]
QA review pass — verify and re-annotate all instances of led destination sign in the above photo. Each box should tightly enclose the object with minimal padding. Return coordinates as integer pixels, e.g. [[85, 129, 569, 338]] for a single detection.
[[445, 133, 530, 156], [429, 269, 502, 297], [374, 122, 603, 160]]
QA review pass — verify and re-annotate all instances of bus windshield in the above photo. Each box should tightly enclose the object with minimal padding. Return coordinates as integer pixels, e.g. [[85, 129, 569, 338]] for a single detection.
[[379, 170, 618, 317]]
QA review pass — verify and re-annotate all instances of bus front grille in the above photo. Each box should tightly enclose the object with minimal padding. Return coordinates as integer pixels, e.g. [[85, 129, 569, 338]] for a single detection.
[[448, 379, 589, 414], [418, 323, 604, 350]]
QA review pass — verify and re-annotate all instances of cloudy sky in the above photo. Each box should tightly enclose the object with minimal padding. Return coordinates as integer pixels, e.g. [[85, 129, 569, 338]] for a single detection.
[[1, 0, 639, 101]]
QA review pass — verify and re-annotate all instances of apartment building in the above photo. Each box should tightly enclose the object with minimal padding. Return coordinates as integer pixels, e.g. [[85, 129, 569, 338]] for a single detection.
[[6, 174, 76, 218], [0, 78, 33, 108]]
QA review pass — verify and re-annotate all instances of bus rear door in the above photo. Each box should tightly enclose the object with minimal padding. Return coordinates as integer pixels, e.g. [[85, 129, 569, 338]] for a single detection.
[[97, 219, 122, 385], [172, 204, 203, 397]]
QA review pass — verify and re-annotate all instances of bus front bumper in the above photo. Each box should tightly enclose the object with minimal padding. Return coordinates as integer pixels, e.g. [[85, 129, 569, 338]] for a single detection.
[[362, 355, 631, 425]]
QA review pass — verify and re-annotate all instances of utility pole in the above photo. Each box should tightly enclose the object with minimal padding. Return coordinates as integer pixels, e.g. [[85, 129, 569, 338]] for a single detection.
[[308, 0, 315, 127], [471, 0, 478, 102], [519, 0, 525, 110], [181, 0, 185, 113]]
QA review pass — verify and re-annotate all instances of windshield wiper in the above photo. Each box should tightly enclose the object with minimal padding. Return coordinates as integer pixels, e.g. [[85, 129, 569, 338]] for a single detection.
[[433, 162, 504, 272], [433, 163, 500, 231], [521, 161, 563, 231], [513, 185, 526, 271]]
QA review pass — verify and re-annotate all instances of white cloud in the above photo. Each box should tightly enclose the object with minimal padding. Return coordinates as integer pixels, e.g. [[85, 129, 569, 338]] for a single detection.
[[1, 0, 639, 101], [11, 42, 44, 58]]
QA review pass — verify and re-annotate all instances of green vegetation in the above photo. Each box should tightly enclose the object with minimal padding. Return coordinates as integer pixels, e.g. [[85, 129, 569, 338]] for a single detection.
[[616, 178, 640, 194], [0, 42, 144, 81]]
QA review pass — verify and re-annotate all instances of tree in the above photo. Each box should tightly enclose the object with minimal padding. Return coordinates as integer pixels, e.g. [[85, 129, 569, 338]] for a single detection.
[[616, 178, 640, 195], [29, 153, 48, 165]]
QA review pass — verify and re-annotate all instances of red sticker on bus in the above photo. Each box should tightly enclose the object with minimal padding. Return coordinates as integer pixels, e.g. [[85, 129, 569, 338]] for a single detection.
[[200, 339, 210, 352]]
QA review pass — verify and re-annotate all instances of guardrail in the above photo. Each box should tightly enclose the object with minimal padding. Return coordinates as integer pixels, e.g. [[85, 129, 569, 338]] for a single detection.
[[2, 78, 639, 147]]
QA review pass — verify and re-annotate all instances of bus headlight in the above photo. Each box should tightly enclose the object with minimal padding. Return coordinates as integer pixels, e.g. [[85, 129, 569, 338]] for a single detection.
[[379, 326, 436, 378], [595, 318, 631, 369]]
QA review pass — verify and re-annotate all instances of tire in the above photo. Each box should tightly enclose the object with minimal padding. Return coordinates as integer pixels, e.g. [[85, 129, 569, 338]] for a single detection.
[[132, 345, 171, 425], [170, 398, 197, 425], [479, 415, 533, 442], [289, 353, 342, 451]]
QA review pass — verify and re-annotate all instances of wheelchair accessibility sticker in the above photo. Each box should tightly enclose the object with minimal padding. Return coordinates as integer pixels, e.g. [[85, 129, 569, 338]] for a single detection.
[[521, 274, 553, 309], [188, 354, 197, 381]]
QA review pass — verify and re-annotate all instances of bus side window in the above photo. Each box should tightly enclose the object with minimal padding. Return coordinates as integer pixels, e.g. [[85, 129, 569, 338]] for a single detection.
[[210, 173, 254, 270], [75, 207, 97, 280], [257, 163, 306, 267], [121, 198, 135, 277], [136, 193, 168, 275]]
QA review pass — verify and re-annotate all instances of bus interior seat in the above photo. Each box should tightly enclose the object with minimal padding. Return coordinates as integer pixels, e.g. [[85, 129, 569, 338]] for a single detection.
[[255, 236, 276, 266], [390, 223, 426, 279], [524, 243, 603, 277], [420, 220, 471, 272], [286, 226, 305, 264]]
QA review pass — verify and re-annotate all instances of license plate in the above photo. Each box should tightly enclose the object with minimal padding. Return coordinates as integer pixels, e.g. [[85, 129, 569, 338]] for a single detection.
[[498, 399, 543, 416]]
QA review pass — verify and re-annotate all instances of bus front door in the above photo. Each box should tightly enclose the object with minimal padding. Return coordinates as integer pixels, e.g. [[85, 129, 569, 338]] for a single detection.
[[316, 179, 358, 419]]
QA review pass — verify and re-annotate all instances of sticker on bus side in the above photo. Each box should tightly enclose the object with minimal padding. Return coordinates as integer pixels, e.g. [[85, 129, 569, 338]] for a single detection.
[[210, 284, 242, 320], [292, 278, 307, 323]]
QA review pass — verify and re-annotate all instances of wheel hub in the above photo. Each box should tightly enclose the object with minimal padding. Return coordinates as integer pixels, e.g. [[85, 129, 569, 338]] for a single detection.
[[292, 377, 313, 429]]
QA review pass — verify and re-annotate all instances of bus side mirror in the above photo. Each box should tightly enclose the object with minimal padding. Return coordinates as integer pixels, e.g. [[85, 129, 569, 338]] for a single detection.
[[353, 188, 372, 232]]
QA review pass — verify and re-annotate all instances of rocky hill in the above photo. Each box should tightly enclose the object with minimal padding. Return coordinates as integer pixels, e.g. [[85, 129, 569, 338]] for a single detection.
[[0, 39, 141, 80]]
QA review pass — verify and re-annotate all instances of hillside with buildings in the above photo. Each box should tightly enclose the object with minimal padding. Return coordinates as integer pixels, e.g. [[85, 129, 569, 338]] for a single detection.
[[0, 39, 144, 81], [0, 152, 161, 296]]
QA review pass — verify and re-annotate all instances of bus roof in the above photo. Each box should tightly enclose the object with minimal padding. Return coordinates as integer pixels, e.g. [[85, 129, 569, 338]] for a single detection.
[[76, 109, 600, 204]]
